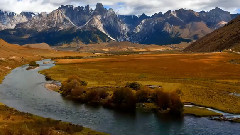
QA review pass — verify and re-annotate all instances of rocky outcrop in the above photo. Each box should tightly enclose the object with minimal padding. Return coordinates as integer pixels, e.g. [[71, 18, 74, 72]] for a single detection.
[[16, 10, 75, 31], [0, 10, 34, 30]]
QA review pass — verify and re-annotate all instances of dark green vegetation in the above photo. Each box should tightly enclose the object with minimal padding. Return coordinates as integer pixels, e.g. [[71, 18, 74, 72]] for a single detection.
[[125, 82, 141, 90], [185, 15, 240, 52], [29, 61, 39, 67], [0, 28, 111, 46], [27, 61, 40, 70], [59, 76, 183, 114], [52, 56, 84, 60]]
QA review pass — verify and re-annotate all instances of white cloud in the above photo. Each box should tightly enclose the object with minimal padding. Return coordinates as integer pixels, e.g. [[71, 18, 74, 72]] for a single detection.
[[0, 0, 239, 15]]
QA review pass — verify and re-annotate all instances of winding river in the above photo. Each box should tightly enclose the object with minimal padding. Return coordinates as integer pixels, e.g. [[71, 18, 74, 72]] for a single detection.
[[0, 59, 240, 135]]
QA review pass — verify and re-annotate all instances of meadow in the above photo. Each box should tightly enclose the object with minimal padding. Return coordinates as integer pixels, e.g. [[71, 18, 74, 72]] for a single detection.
[[40, 52, 240, 114]]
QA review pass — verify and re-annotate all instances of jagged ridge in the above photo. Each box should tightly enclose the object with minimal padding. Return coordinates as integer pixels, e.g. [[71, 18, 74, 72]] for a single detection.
[[0, 4, 238, 46]]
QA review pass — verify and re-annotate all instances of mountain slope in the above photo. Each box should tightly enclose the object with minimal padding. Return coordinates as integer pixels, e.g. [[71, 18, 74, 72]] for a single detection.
[[184, 15, 240, 52], [0, 27, 111, 45]]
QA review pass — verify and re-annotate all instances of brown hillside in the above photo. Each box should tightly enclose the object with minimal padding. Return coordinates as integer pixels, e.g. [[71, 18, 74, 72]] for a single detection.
[[23, 43, 52, 50], [184, 15, 240, 52], [56, 41, 173, 52]]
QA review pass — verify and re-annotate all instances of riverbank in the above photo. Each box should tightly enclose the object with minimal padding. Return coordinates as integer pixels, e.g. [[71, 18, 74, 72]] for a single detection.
[[0, 40, 107, 134], [44, 77, 240, 123], [0, 104, 107, 135], [40, 52, 240, 119], [0, 68, 107, 135]]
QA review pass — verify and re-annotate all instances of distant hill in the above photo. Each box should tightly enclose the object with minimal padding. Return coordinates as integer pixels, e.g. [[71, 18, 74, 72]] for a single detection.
[[54, 41, 180, 52], [23, 43, 52, 50], [184, 15, 240, 52]]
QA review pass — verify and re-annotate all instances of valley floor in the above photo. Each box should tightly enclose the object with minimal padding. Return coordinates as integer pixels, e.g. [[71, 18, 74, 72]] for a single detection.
[[1, 37, 240, 134], [40, 52, 240, 115]]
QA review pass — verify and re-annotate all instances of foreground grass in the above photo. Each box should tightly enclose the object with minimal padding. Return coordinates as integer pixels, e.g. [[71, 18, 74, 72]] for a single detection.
[[0, 105, 107, 135], [40, 52, 240, 114]]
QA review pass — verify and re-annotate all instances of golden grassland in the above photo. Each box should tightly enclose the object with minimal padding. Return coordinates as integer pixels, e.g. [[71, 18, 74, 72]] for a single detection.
[[184, 106, 222, 117], [40, 52, 240, 114], [0, 40, 107, 135], [0, 39, 94, 83]]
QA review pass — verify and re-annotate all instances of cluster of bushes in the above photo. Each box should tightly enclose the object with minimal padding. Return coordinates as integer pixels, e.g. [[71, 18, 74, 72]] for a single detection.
[[52, 56, 84, 60], [29, 61, 39, 67], [27, 61, 40, 70], [60, 77, 183, 115]]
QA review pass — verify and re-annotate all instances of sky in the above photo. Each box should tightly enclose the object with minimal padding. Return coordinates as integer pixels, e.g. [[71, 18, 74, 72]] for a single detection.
[[1, 0, 240, 15]]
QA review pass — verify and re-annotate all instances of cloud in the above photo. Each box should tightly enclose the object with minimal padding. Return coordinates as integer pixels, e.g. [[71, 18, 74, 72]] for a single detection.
[[0, 0, 239, 15]]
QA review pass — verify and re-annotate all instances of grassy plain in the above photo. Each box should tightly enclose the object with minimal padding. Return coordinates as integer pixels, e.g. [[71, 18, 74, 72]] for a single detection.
[[40, 52, 240, 114], [0, 39, 94, 83], [0, 39, 107, 135], [184, 106, 222, 117]]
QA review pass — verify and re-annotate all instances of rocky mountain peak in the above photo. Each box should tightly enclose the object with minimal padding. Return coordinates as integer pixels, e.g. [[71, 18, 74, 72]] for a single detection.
[[95, 3, 106, 14], [199, 7, 231, 28], [212, 7, 225, 12], [96, 3, 104, 10], [139, 13, 150, 20], [20, 12, 35, 20], [152, 12, 163, 18]]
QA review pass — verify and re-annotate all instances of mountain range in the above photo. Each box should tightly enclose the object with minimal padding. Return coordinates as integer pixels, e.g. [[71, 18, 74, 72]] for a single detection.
[[0, 3, 238, 46]]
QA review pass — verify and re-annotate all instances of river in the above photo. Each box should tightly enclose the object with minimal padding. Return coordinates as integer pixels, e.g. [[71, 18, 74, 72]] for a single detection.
[[0, 59, 240, 135]]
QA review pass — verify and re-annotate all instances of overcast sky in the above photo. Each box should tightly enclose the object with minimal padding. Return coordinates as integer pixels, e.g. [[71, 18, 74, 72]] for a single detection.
[[1, 0, 240, 15]]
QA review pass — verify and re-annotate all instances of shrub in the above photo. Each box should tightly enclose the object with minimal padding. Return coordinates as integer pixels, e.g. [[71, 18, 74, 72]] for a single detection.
[[60, 75, 88, 96], [64, 76, 88, 86], [151, 89, 183, 115], [154, 90, 170, 110], [70, 86, 86, 97], [169, 92, 183, 115], [29, 61, 39, 67], [45, 75, 52, 81], [125, 82, 141, 90], [136, 88, 151, 102], [84, 89, 108, 104], [112, 87, 136, 109], [85, 89, 100, 104]]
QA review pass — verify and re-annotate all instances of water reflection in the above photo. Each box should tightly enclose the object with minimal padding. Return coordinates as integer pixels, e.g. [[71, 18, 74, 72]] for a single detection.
[[154, 113, 184, 135]]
